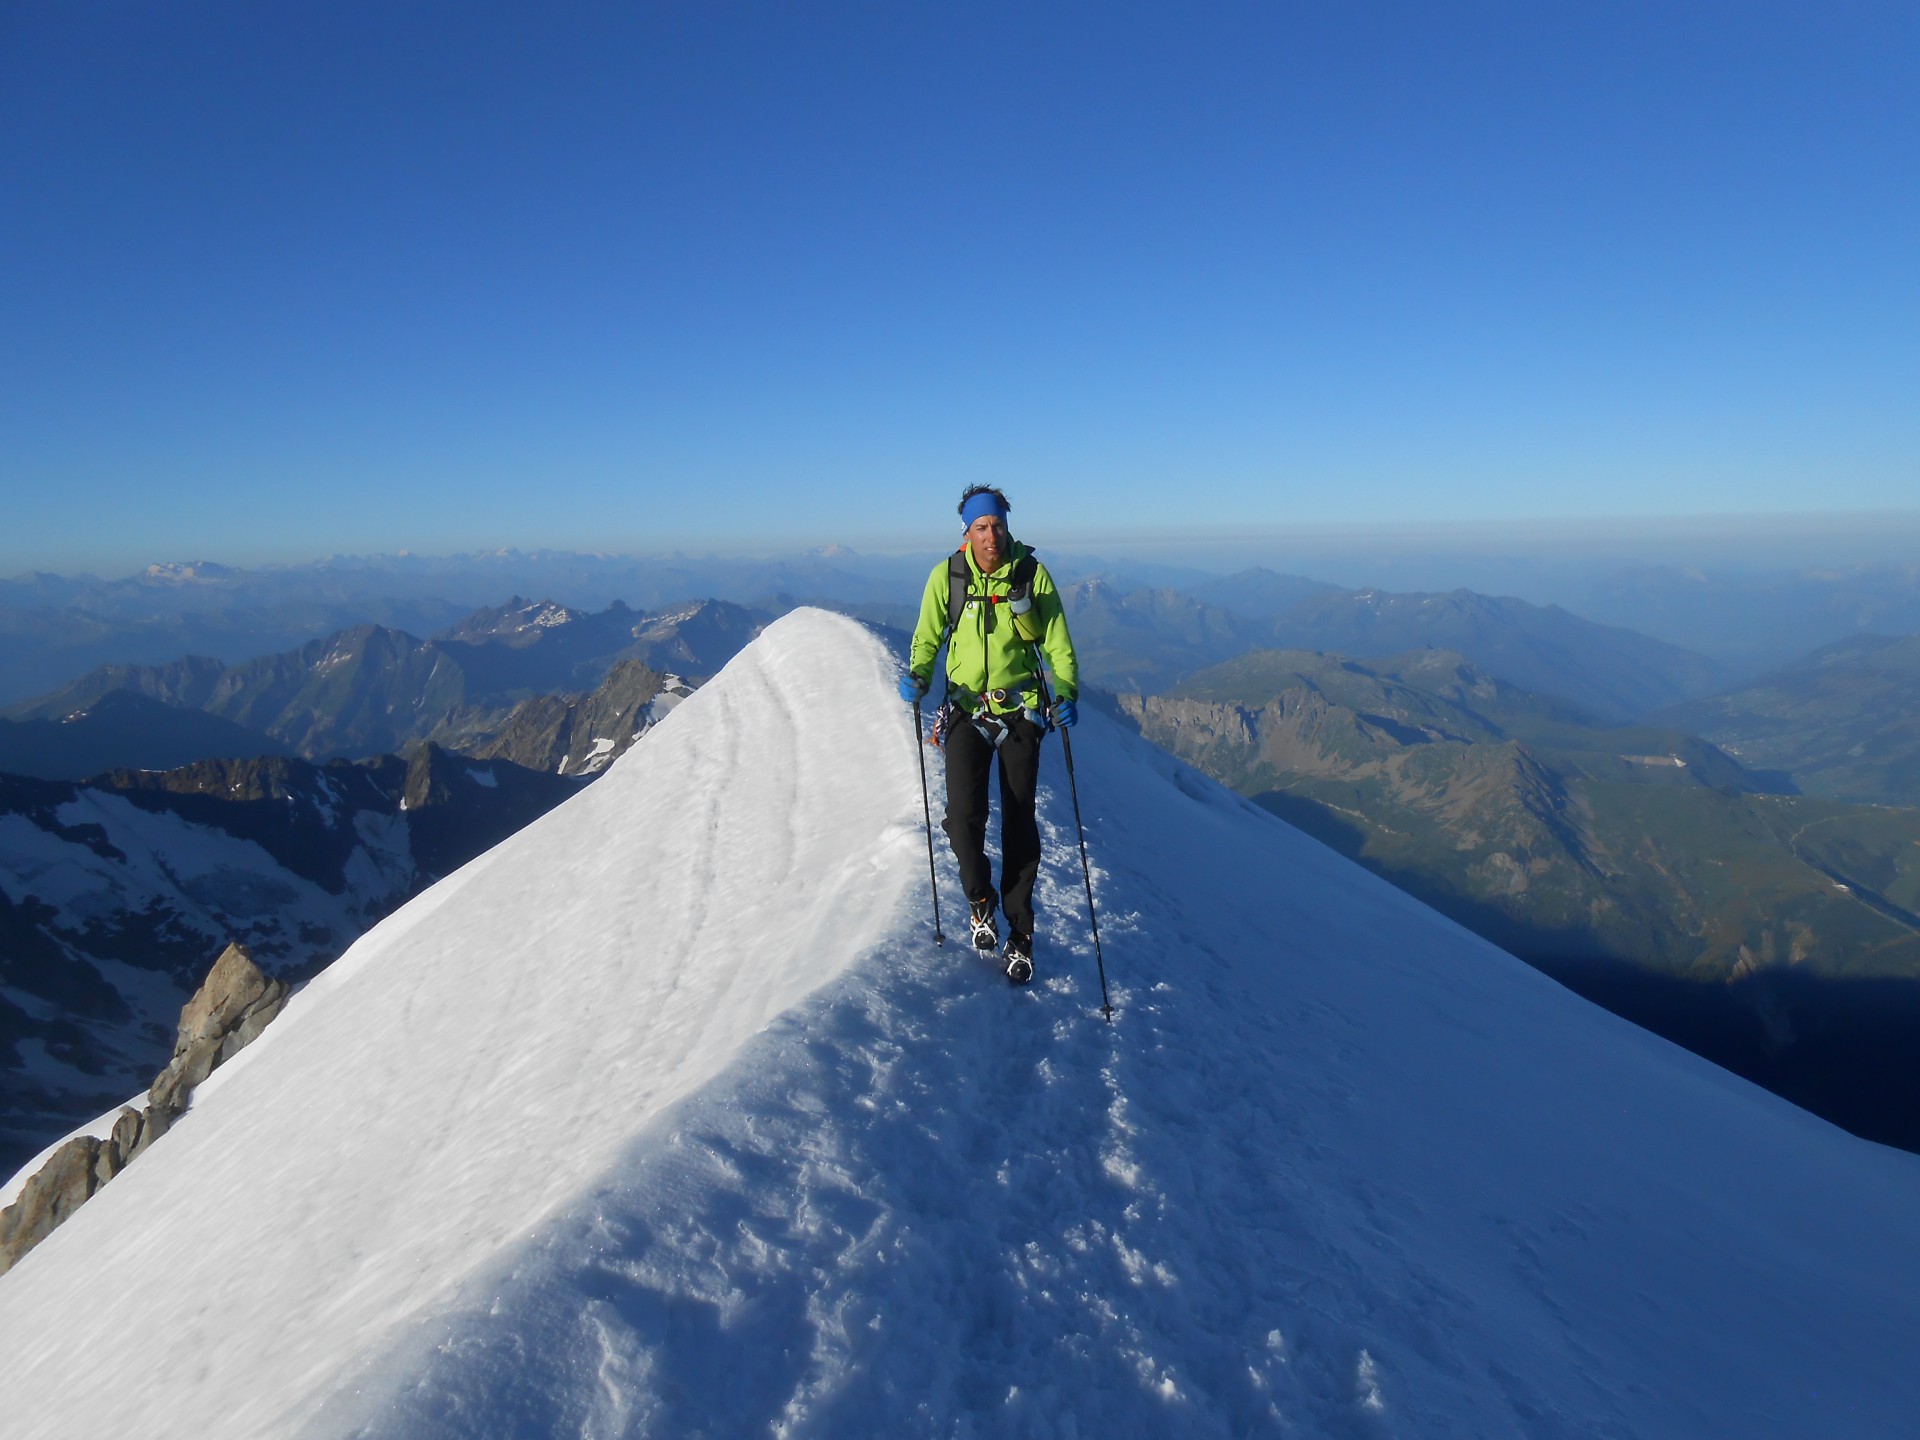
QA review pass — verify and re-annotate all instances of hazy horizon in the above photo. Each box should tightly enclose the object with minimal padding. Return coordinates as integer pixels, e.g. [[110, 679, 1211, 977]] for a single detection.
[[11, 507, 1919, 590], [5, 7, 1915, 588], [2, 510, 1914, 652]]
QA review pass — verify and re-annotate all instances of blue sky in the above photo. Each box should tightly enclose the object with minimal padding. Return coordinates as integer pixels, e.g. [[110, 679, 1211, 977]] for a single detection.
[[3, 2, 1915, 575]]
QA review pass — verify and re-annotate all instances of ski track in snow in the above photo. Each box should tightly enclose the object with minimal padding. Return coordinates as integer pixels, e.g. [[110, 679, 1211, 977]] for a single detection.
[[7, 610, 1920, 1439]]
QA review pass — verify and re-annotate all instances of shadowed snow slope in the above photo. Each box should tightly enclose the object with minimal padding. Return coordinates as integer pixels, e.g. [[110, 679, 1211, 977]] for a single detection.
[[6, 607, 1920, 1438]]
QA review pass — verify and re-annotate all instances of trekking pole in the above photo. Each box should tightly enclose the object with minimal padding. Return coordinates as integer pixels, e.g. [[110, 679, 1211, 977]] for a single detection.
[[913, 698, 945, 945], [1033, 665, 1114, 1022], [1056, 723, 1114, 1022]]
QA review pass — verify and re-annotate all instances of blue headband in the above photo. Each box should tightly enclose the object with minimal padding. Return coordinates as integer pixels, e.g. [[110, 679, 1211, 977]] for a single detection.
[[960, 492, 1009, 527]]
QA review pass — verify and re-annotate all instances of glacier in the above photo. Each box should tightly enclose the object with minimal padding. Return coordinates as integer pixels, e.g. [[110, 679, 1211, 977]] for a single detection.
[[2, 607, 1918, 1438]]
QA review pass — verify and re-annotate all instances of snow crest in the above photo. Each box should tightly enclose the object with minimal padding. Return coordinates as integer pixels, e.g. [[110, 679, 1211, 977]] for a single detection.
[[0, 609, 924, 1438], [5, 607, 1920, 1438]]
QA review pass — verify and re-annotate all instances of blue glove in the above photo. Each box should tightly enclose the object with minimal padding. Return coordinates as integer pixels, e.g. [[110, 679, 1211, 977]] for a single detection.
[[1052, 698, 1078, 729], [898, 673, 928, 704]]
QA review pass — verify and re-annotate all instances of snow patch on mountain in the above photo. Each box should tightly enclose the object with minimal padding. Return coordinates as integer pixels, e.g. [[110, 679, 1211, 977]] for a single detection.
[[1, 794, 408, 946]]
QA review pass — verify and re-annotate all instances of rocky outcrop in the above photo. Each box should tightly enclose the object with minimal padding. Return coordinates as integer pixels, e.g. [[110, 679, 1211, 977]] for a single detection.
[[0, 943, 287, 1277], [0, 1135, 105, 1275], [102, 1105, 146, 1175], [144, 942, 290, 1141]]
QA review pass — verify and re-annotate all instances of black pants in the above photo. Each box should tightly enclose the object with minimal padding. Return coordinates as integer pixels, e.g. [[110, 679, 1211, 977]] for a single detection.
[[943, 711, 1045, 936]]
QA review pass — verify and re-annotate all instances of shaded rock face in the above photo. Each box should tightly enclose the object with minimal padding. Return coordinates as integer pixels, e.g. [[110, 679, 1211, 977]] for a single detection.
[[0, 1135, 104, 1274], [471, 658, 692, 776], [0, 943, 285, 1277], [0, 689, 291, 782], [395, 744, 590, 882], [105, 1105, 146, 1173]]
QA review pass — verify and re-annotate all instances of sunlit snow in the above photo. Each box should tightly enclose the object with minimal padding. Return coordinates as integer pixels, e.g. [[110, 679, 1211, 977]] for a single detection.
[[3, 608, 1918, 1439]]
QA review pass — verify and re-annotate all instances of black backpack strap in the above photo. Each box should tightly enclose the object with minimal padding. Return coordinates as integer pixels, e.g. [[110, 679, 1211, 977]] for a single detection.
[[945, 549, 971, 632], [952, 549, 1038, 613]]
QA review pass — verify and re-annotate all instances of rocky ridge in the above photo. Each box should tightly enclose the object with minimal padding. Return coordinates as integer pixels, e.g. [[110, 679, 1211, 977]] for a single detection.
[[4, 597, 765, 763], [469, 659, 694, 777]]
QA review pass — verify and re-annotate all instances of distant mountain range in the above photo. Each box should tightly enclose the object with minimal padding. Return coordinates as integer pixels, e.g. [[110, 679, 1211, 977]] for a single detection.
[[0, 551, 924, 705], [3, 598, 761, 767], [1577, 561, 1920, 673], [1267, 587, 1729, 721], [0, 565, 1791, 787], [1651, 633, 1920, 807], [1124, 646, 1920, 981], [0, 572, 474, 708], [10, 548, 1920, 705], [1057, 580, 1272, 694], [1160, 566, 1345, 618], [0, 747, 581, 1175], [1067, 577, 1727, 720]]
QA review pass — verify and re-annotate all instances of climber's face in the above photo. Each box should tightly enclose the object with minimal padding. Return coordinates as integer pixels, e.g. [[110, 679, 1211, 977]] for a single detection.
[[965, 514, 1009, 573]]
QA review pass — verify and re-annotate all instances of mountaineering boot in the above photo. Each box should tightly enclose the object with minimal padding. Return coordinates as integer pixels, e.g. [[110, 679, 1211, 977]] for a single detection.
[[1003, 930, 1033, 986], [968, 897, 999, 951]]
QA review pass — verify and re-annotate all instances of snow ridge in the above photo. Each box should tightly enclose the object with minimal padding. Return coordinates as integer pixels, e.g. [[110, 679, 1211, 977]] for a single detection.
[[5, 608, 1920, 1439], [0, 610, 922, 1438], [310, 696, 1920, 1439]]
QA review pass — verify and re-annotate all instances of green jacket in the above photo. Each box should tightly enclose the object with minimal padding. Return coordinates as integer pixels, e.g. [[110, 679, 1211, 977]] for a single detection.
[[909, 541, 1079, 715]]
